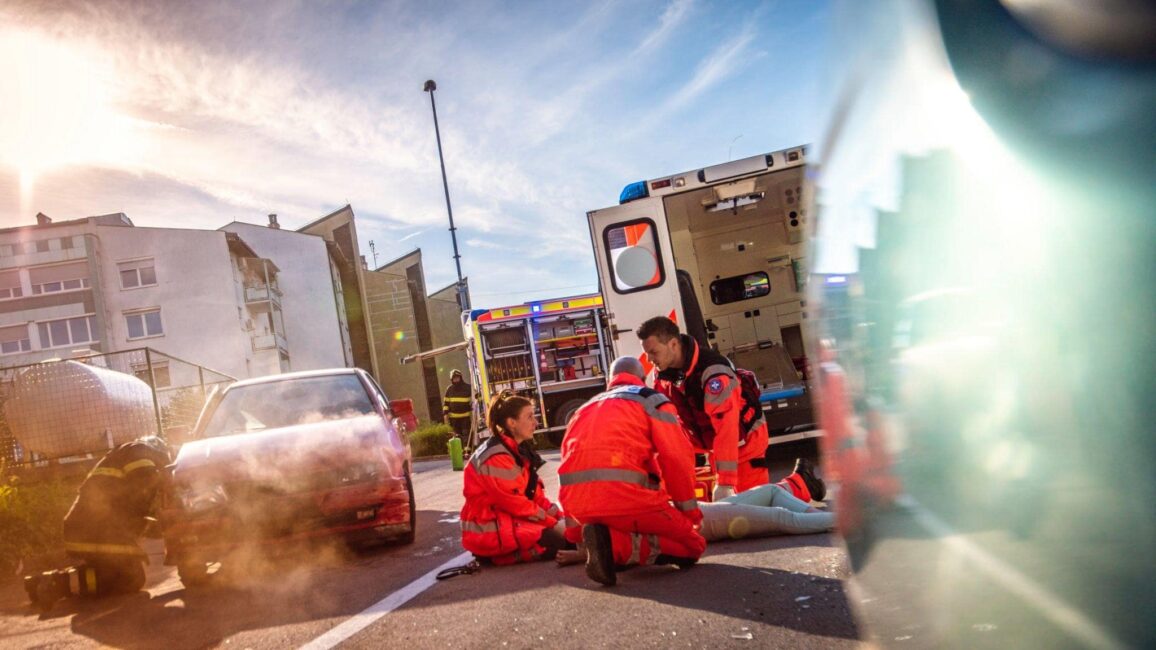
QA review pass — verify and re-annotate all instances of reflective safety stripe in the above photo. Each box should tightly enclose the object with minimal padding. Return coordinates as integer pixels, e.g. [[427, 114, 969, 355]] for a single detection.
[[702, 364, 736, 382], [629, 533, 642, 565], [447, 412, 471, 419], [673, 498, 699, 512], [471, 441, 511, 470], [477, 464, 522, 480], [63, 541, 142, 556], [89, 467, 125, 479], [122, 458, 156, 474], [590, 388, 679, 425], [444, 397, 471, 403], [559, 468, 658, 490], [461, 520, 499, 533], [645, 534, 660, 565], [716, 460, 739, 472], [84, 567, 97, 594]]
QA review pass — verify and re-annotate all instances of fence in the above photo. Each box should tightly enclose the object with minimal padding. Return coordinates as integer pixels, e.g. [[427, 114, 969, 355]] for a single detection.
[[0, 348, 234, 473]]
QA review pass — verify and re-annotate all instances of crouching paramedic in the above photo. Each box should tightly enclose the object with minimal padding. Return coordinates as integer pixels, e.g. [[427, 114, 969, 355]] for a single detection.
[[638, 316, 825, 501], [460, 392, 568, 564], [558, 356, 706, 587], [24, 436, 171, 611]]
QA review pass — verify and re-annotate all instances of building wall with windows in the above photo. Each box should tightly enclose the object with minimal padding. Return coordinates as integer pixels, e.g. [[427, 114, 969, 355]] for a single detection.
[[219, 220, 353, 371]]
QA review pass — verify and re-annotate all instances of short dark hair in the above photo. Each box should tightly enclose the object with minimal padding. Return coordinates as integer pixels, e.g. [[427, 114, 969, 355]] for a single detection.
[[487, 390, 533, 435], [636, 316, 680, 341]]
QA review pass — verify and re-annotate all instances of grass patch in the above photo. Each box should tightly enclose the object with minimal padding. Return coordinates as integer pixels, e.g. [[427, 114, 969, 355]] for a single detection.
[[409, 422, 456, 458], [0, 472, 80, 581]]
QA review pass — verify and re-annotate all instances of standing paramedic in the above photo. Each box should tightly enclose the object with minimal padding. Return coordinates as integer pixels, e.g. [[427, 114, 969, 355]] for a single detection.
[[558, 356, 706, 587], [459, 391, 568, 564], [637, 316, 824, 502]]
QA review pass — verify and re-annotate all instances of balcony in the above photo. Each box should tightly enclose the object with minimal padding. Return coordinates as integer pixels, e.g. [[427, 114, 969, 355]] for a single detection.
[[251, 331, 288, 353], [244, 284, 282, 309]]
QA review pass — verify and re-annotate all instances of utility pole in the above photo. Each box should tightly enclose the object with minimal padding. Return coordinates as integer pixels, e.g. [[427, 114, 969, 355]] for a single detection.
[[423, 79, 470, 311], [368, 240, 378, 269]]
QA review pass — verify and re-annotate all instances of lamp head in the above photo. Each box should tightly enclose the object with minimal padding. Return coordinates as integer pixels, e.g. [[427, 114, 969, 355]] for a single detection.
[[423, 80, 437, 92]]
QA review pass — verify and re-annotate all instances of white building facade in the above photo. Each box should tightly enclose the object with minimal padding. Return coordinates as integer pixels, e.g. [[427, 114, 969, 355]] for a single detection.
[[0, 213, 350, 382]]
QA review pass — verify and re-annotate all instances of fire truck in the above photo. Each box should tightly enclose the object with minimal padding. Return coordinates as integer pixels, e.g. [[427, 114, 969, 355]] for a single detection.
[[586, 146, 818, 443], [463, 293, 612, 446]]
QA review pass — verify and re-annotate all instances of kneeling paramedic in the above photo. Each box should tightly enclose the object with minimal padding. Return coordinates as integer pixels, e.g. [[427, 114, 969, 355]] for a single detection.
[[638, 316, 825, 502], [460, 392, 568, 564], [558, 356, 707, 586], [24, 436, 171, 611]]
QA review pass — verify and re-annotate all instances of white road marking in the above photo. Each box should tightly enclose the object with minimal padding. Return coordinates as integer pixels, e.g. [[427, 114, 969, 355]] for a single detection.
[[299, 551, 472, 650], [896, 494, 1125, 650]]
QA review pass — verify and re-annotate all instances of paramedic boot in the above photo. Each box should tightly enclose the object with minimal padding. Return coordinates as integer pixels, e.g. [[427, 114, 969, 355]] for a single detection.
[[792, 458, 827, 502], [582, 524, 616, 587]]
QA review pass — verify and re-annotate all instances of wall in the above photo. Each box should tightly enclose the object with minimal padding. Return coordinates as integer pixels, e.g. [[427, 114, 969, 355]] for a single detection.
[[219, 222, 349, 371], [427, 281, 469, 396]]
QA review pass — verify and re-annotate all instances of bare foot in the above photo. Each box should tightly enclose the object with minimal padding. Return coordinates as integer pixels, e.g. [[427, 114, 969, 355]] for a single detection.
[[555, 549, 587, 566]]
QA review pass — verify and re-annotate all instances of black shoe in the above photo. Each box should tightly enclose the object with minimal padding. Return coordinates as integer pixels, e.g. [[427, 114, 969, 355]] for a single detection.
[[23, 574, 41, 603], [582, 524, 616, 587], [793, 458, 827, 502], [34, 573, 68, 612]]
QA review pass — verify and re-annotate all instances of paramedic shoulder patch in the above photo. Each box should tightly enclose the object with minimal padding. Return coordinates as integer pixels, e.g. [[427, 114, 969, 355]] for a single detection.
[[707, 377, 724, 395]]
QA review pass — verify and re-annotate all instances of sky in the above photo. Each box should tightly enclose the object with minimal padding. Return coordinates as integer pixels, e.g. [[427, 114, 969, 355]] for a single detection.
[[0, 0, 832, 307]]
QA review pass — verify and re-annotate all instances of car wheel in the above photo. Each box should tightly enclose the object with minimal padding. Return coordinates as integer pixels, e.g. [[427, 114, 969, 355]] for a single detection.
[[177, 559, 213, 587], [398, 464, 417, 545]]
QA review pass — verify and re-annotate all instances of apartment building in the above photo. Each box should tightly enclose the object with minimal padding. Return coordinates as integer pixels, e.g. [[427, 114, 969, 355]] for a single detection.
[[0, 213, 348, 383]]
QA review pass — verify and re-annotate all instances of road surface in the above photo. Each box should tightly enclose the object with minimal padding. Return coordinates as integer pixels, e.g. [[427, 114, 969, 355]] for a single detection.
[[0, 441, 861, 648]]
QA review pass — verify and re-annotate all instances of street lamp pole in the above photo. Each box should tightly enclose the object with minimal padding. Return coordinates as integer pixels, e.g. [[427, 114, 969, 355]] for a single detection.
[[423, 79, 469, 311]]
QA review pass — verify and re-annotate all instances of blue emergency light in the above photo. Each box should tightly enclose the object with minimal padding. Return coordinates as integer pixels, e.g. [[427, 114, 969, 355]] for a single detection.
[[619, 181, 649, 204], [531, 304, 542, 313]]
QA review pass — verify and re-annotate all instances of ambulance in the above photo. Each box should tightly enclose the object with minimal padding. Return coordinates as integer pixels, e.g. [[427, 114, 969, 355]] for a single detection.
[[586, 146, 818, 442], [463, 293, 612, 445]]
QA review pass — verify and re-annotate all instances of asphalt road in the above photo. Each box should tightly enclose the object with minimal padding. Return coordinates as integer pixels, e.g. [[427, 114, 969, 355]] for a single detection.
[[0, 441, 861, 649]]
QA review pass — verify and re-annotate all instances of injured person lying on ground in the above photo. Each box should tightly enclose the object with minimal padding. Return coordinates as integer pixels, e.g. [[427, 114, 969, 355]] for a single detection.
[[555, 480, 834, 566]]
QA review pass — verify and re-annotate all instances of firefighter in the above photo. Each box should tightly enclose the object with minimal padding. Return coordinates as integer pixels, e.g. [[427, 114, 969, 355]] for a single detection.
[[636, 316, 825, 501], [557, 356, 706, 587], [23, 436, 171, 612], [442, 369, 473, 447], [459, 391, 567, 564]]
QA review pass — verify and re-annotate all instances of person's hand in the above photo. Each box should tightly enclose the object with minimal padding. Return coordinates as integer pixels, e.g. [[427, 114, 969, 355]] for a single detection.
[[713, 484, 736, 501]]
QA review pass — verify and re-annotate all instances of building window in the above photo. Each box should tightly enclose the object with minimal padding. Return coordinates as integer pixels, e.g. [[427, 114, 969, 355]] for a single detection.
[[132, 362, 171, 388], [60, 236, 74, 250], [35, 240, 50, 253], [36, 315, 97, 349], [125, 309, 163, 339], [0, 270, 21, 300], [118, 259, 157, 289], [0, 325, 31, 355], [28, 261, 90, 295]]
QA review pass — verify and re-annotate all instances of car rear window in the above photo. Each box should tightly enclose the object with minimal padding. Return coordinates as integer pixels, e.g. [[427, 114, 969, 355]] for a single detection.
[[200, 374, 375, 438]]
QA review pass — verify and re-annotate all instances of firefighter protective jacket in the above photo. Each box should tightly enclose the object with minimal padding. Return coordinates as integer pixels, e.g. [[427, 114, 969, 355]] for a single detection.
[[460, 432, 561, 562], [558, 373, 700, 520], [62, 438, 171, 560], [442, 380, 472, 422], [654, 335, 767, 488]]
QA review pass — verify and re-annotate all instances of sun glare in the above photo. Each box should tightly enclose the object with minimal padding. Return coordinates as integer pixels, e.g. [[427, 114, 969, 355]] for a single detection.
[[0, 29, 141, 211]]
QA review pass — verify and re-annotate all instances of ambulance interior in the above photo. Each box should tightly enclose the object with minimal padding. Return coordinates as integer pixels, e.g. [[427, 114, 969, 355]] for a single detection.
[[663, 165, 809, 387]]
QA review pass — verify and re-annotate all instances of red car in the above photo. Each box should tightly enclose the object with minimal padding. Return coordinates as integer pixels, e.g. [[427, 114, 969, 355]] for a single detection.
[[161, 368, 415, 586]]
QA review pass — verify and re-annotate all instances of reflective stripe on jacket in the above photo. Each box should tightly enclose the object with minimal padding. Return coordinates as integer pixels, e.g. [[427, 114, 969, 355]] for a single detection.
[[460, 432, 561, 559], [558, 373, 699, 520]]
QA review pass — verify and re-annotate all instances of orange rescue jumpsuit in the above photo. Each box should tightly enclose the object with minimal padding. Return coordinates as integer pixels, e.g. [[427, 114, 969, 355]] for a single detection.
[[558, 373, 706, 566], [460, 432, 562, 564]]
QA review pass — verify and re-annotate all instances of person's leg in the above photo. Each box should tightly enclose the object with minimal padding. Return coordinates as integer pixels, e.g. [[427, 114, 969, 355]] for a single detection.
[[698, 502, 835, 541], [598, 507, 707, 566], [722, 483, 813, 512]]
